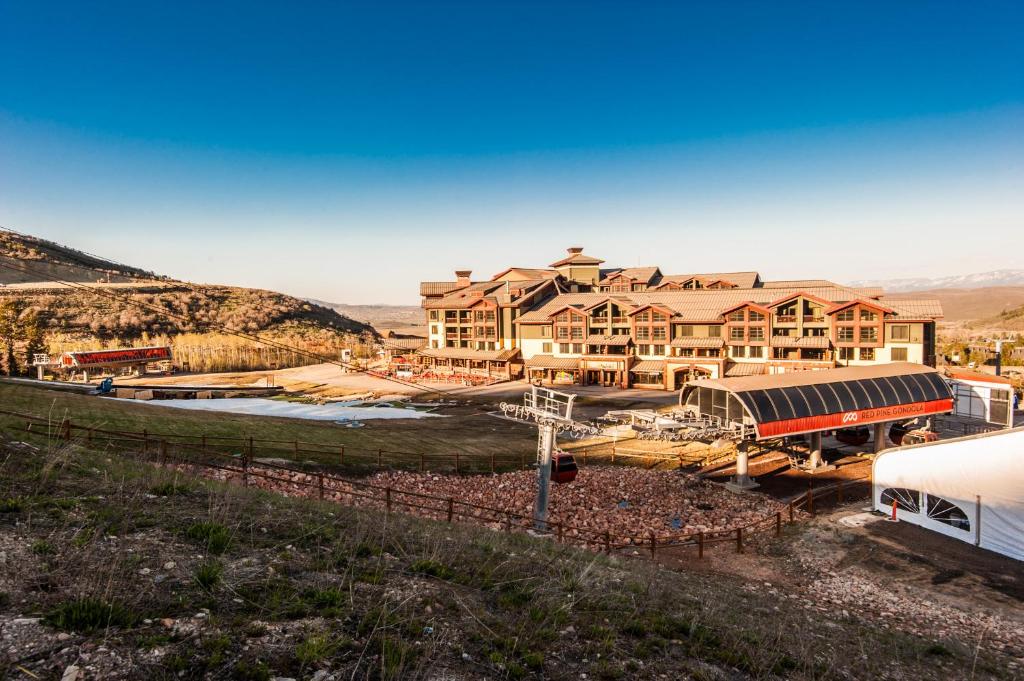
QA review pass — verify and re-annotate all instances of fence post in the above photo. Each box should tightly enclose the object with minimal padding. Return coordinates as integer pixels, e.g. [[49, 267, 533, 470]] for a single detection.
[[377, 448, 382, 470], [455, 452, 460, 474], [775, 512, 782, 537], [318, 473, 325, 500], [340, 445, 345, 466], [447, 498, 454, 523], [420, 453, 425, 473], [604, 530, 611, 554], [490, 453, 495, 474], [242, 455, 249, 487], [837, 481, 844, 504], [201, 434, 207, 453], [86, 427, 93, 444], [649, 531, 656, 558], [808, 490, 815, 516], [736, 527, 743, 553], [248, 436, 254, 459], [583, 448, 588, 466], [611, 446, 616, 464], [385, 487, 392, 514], [294, 439, 299, 457], [788, 501, 795, 523], [557, 523, 564, 543], [698, 531, 704, 559], [159, 440, 168, 467]]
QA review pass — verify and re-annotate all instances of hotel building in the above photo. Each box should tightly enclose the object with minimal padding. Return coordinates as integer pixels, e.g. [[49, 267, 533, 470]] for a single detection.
[[417, 248, 942, 390]]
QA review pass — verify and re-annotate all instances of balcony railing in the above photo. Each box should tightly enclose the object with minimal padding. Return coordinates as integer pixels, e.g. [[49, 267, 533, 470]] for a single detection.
[[803, 316, 825, 323], [775, 315, 797, 323]]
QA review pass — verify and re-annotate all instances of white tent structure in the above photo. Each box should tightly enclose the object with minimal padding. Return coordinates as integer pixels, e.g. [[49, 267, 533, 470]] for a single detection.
[[872, 427, 1024, 561]]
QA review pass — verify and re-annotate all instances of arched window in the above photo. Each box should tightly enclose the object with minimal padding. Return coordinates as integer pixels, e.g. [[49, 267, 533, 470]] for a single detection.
[[926, 495, 970, 531], [879, 487, 920, 513]]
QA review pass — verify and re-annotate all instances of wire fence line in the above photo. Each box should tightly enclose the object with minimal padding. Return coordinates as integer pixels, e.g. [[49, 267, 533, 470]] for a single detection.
[[0, 407, 728, 474], [3, 408, 872, 561]]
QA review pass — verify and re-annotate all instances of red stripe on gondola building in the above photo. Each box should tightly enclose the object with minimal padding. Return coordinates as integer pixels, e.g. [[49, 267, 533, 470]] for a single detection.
[[756, 398, 954, 438]]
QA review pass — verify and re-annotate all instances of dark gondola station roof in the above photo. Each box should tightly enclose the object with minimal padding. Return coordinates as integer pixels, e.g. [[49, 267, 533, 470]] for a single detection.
[[683, 363, 955, 439]]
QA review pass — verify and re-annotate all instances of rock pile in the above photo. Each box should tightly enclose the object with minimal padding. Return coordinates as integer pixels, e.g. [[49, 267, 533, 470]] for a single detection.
[[171, 462, 783, 549]]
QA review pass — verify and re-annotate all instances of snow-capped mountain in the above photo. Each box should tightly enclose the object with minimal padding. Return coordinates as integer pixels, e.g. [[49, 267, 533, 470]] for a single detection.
[[849, 270, 1024, 293]]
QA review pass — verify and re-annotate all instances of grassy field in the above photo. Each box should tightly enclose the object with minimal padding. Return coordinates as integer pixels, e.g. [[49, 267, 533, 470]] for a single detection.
[[0, 435, 1012, 680], [0, 382, 537, 473]]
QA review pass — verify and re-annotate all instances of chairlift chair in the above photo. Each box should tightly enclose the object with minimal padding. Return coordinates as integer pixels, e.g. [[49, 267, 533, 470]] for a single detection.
[[550, 450, 578, 484]]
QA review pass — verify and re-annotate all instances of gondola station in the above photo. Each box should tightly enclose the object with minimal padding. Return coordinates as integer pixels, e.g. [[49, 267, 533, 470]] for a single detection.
[[680, 362, 955, 488]]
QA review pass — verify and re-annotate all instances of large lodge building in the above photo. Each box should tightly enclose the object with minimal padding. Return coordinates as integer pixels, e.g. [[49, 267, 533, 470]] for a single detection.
[[416, 247, 942, 390]]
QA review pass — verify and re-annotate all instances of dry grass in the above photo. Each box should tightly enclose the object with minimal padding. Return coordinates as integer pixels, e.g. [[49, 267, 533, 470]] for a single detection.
[[0, 433, 1013, 680]]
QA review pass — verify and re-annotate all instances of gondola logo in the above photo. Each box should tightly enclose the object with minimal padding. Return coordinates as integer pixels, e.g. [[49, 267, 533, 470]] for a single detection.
[[841, 412, 859, 424]]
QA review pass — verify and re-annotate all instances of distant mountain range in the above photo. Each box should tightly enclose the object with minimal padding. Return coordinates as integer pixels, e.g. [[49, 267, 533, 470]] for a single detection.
[[849, 269, 1024, 293], [307, 300, 424, 334]]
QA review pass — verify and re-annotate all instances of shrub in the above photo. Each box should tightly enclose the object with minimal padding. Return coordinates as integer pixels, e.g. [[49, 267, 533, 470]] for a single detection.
[[295, 633, 339, 667], [150, 482, 190, 496], [45, 597, 134, 632], [0, 497, 23, 513], [186, 521, 231, 554], [194, 560, 223, 591], [409, 559, 454, 580]]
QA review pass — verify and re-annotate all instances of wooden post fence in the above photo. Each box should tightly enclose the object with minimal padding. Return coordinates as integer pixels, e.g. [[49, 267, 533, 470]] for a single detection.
[[775, 511, 782, 537], [339, 446, 345, 466], [159, 440, 168, 467], [447, 498, 454, 523], [649, 531, 656, 558], [318, 473, 325, 499], [385, 487, 392, 514], [377, 448, 382, 469], [698, 531, 704, 559], [736, 527, 744, 553], [604, 530, 611, 554]]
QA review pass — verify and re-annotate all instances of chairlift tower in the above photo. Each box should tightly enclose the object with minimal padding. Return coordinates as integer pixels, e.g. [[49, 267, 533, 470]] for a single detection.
[[500, 386, 597, 532]]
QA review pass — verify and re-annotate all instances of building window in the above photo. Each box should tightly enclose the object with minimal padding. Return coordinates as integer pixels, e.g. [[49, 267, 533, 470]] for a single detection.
[[636, 327, 650, 340], [836, 309, 854, 322], [731, 345, 746, 358], [880, 487, 920, 513], [679, 325, 694, 337], [571, 327, 584, 340], [860, 327, 878, 343], [803, 328, 826, 337], [891, 347, 908, 361], [557, 327, 569, 340], [890, 325, 910, 341], [730, 327, 745, 341], [572, 343, 583, 354], [728, 311, 745, 323], [542, 326, 551, 337], [859, 347, 875, 361], [653, 345, 665, 356], [635, 311, 650, 323], [559, 343, 570, 353], [748, 327, 765, 341], [431, 325, 439, 335], [773, 328, 792, 337], [927, 495, 970, 531], [748, 311, 765, 322], [652, 327, 667, 341], [542, 342, 552, 353], [749, 345, 763, 358], [837, 327, 854, 342], [860, 309, 878, 322], [839, 347, 855, 360], [708, 325, 721, 338]]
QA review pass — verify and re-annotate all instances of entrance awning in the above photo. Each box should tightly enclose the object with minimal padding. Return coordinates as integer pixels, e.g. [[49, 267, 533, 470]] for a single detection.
[[630, 360, 665, 373], [417, 347, 520, 362], [524, 355, 580, 370]]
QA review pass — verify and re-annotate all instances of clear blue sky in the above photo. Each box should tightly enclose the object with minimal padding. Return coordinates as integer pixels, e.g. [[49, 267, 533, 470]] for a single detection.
[[1, 1, 1022, 303]]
